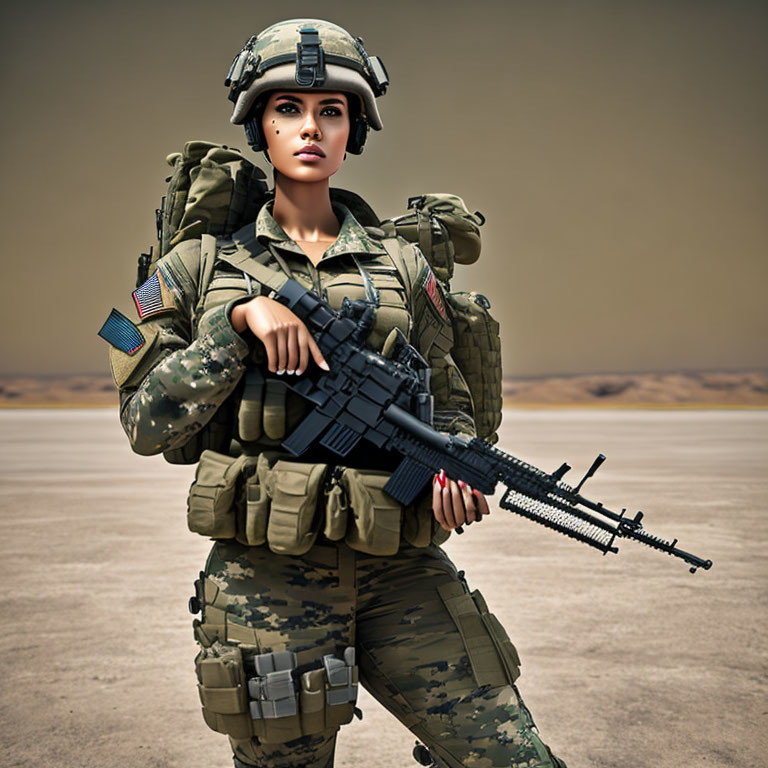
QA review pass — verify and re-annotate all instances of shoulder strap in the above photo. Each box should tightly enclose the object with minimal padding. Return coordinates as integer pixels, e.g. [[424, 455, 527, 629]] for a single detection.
[[216, 225, 290, 294], [192, 233, 218, 328], [381, 237, 414, 301]]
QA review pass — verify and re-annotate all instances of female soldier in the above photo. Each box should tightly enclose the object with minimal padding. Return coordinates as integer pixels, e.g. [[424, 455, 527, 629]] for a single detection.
[[107, 19, 565, 768]]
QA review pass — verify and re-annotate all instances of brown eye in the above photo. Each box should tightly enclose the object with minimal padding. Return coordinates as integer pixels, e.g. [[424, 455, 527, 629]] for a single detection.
[[320, 106, 343, 117], [275, 102, 300, 114]]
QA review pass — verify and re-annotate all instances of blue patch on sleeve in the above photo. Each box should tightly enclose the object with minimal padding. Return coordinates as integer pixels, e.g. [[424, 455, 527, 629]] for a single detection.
[[98, 309, 145, 355]]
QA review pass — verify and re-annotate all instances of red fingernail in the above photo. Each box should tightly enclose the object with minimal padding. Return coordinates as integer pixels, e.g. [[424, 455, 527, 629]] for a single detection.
[[458, 480, 467, 489], [437, 469, 447, 489]]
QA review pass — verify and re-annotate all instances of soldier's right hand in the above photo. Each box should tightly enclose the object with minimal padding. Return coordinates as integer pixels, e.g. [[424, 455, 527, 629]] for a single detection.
[[230, 296, 330, 375]]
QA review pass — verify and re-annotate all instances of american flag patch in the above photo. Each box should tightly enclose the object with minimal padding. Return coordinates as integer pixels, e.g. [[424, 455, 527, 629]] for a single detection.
[[425, 269, 449, 321], [98, 309, 145, 355], [132, 268, 176, 319]]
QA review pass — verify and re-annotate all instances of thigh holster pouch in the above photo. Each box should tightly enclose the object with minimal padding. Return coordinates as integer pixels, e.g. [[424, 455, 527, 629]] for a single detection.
[[196, 641, 252, 740], [437, 581, 521, 688], [196, 644, 358, 743]]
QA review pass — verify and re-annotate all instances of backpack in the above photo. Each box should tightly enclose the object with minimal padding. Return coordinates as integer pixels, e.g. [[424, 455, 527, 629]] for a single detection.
[[137, 142, 503, 442], [381, 195, 502, 442]]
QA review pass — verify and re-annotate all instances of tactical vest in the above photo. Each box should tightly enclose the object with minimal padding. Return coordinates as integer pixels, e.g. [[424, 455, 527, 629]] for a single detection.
[[162, 214, 427, 461], [172, 223, 446, 555]]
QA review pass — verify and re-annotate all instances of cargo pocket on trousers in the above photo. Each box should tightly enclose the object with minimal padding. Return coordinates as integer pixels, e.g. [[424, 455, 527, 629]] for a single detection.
[[187, 450, 247, 539], [437, 581, 520, 688], [472, 589, 521, 683], [342, 468, 403, 556], [266, 460, 328, 556], [196, 641, 253, 740]]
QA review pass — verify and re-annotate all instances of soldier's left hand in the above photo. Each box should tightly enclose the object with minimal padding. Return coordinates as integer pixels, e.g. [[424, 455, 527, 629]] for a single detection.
[[432, 469, 491, 531]]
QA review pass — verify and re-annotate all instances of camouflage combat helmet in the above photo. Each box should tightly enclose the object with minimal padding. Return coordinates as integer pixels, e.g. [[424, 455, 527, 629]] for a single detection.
[[225, 19, 389, 154]]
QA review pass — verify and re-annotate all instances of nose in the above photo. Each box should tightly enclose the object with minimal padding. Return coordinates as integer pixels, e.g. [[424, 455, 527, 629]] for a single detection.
[[300, 109, 322, 141]]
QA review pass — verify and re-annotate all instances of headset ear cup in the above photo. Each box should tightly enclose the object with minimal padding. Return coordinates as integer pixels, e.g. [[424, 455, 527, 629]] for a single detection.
[[244, 113, 266, 152], [346, 116, 368, 155]]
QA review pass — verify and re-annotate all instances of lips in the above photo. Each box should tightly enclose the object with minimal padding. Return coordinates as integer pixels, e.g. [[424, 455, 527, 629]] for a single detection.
[[294, 144, 325, 157]]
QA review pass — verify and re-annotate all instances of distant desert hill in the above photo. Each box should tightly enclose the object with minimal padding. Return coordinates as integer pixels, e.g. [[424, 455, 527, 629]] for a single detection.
[[502, 371, 768, 406], [1, 371, 766, 407]]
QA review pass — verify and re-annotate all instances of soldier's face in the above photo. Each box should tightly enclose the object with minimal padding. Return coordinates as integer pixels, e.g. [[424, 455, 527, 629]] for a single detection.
[[262, 91, 350, 182]]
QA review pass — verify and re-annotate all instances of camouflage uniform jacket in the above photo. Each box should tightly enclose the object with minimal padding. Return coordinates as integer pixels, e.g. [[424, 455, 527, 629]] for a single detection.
[[113, 198, 476, 462]]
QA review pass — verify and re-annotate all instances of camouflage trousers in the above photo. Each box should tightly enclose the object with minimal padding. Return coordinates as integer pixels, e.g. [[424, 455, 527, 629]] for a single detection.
[[198, 539, 566, 768]]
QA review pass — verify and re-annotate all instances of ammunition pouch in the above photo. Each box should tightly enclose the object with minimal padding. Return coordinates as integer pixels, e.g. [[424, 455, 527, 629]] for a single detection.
[[237, 452, 276, 547], [437, 581, 521, 688], [187, 451, 448, 553], [187, 450, 250, 539], [340, 468, 403, 556], [265, 460, 328, 556], [195, 644, 358, 743]]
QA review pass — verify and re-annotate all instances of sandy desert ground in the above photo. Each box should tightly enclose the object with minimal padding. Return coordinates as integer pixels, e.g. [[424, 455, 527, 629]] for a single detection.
[[0, 408, 765, 767]]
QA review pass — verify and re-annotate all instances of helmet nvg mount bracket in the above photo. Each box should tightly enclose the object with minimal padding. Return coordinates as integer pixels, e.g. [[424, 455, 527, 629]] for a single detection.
[[225, 19, 389, 155]]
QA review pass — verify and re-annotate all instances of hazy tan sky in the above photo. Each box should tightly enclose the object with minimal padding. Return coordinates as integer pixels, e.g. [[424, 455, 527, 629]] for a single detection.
[[1, 0, 766, 376]]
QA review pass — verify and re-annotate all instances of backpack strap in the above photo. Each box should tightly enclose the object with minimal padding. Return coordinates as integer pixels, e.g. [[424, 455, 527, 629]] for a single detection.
[[381, 236, 414, 302], [216, 225, 291, 294], [192, 233, 219, 329], [416, 210, 433, 266], [190, 229, 288, 331]]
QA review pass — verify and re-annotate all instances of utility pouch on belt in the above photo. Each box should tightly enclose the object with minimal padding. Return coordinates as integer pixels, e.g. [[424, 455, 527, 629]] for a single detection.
[[236, 452, 277, 547], [266, 461, 328, 556], [187, 450, 248, 539], [341, 468, 403, 556], [323, 466, 349, 541], [437, 581, 521, 688]]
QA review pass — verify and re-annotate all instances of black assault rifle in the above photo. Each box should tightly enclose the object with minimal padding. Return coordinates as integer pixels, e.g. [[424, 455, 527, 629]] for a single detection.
[[249, 270, 712, 574]]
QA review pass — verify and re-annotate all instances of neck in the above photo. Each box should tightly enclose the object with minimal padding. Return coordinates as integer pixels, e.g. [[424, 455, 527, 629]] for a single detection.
[[272, 173, 340, 243]]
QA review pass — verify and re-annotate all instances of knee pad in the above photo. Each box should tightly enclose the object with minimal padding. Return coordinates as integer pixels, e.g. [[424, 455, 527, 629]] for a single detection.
[[196, 642, 359, 744]]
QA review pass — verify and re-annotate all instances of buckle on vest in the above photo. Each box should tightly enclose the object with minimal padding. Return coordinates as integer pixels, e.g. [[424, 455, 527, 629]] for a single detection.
[[295, 28, 326, 87]]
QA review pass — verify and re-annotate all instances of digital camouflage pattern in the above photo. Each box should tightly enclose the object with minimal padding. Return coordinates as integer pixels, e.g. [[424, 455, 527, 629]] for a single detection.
[[253, 200, 389, 260], [246, 19, 367, 69], [201, 540, 564, 768]]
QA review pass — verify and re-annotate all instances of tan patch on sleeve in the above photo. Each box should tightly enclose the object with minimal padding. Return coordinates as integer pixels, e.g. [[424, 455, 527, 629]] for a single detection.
[[109, 324, 159, 389]]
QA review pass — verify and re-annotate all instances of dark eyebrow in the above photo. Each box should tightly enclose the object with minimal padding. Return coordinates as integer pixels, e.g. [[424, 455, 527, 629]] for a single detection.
[[273, 94, 346, 107]]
